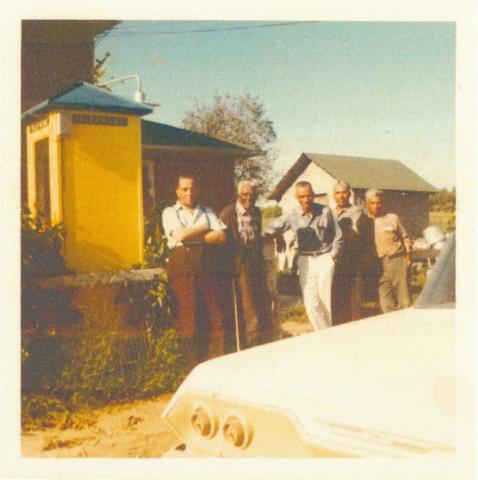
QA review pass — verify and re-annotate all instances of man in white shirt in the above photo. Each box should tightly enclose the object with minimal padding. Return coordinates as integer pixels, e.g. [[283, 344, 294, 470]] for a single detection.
[[162, 174, 227, 367]]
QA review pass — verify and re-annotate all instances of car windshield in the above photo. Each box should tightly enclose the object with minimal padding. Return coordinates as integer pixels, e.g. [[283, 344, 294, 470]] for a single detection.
[[414, 232, 455, 309]]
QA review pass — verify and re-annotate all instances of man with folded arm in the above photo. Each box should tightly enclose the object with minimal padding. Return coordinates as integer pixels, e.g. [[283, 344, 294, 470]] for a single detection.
[[162, 173, 227, 367]]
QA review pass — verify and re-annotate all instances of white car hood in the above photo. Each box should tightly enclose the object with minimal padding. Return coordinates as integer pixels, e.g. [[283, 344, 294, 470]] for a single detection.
[[165, 308, 455, 448]]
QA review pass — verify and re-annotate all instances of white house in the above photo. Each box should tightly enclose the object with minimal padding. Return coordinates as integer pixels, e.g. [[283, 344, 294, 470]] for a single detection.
[[268, 152, 437, 238]]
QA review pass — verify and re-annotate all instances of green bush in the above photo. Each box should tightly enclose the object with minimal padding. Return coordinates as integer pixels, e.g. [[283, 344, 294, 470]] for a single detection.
[[21, 210, 68, 278], [140, 201, 171, 269], [117, 272, 176, 335], [21, 394, 71, 430], [21, 329, 187, 431], [21, 210, 81, 333]]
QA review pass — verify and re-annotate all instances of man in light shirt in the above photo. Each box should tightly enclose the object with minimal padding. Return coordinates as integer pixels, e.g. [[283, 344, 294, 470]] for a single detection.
[[365, 189, 412, 313], [264, 181, 343, 330], [162, 173, 227, 367]]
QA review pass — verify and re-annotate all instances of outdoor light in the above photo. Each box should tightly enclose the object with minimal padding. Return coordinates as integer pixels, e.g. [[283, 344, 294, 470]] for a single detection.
[[134, 89, 145, 103], [100, 74, 146, 104]]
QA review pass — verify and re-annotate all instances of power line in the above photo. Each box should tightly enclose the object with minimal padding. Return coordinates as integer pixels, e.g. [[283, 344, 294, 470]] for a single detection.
[[102, 20, 320, 38]]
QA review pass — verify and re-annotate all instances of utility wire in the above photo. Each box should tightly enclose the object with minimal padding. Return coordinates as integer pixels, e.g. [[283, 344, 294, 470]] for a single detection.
[[100, 20, 319, 39]]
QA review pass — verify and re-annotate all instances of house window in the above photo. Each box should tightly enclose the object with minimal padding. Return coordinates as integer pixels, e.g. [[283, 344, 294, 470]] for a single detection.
[[34, 138, 50, 222]]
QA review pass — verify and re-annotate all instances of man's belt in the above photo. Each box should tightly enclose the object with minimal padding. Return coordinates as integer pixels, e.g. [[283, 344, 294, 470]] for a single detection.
[[381, 251, 405, 261], [299, 250, 325, 257], [178, 242, 204, 248], [173, 243, 205, 252]]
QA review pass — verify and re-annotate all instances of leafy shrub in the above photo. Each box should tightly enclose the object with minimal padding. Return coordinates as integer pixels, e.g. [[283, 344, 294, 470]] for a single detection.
[[21, 329, 187, 430], [21, 210, 68, 278], [21, 210, 81, 333], [21, 394, 70, 430], [141, 201, 170, 269], [118, 272, 176, 335]]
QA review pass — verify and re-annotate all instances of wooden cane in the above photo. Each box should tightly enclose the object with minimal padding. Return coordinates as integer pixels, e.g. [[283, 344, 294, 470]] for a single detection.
[[231, 276, 241, 352]]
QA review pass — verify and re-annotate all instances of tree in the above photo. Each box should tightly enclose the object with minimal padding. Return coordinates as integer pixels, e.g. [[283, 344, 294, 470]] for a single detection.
[[182, 94, 277, 192], [93, 52, 111, 85], [261, 205, 282, 228], [429, 187, 455, 212]]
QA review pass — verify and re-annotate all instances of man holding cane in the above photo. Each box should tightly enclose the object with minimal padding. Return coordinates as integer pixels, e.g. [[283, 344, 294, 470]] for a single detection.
[[219, 180, 271, 350]]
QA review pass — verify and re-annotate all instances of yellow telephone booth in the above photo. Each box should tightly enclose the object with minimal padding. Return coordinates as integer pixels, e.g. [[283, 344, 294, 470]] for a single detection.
[[23, 82, 153, 273]]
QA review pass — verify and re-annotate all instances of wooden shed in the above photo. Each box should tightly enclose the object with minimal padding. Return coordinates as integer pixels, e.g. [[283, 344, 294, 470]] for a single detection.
[[269, 153, 437, 238]]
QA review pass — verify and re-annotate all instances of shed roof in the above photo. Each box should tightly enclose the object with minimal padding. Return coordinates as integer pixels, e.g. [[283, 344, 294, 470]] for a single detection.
[[22, 82, 153, 119], [141, 119, 259, 156], [268, 153, 437, 200]]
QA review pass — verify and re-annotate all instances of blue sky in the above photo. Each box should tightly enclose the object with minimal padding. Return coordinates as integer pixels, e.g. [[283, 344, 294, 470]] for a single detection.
[[96, 21, 455, 189]]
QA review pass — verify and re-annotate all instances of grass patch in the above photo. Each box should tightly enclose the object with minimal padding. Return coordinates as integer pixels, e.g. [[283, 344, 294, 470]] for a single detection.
[[277, 270, 300, 295], [22, 329, 187, 432], [280, 303, 309, 324]]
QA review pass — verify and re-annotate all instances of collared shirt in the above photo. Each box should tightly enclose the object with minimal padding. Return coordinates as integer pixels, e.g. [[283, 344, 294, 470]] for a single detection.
[[373, 213, 411, 258], [334, 204, 365, 263], [334, 204, 363, 233], [264, 203, 343, 258], [162, 201, 226, 249], [236, 201, 257, 247]]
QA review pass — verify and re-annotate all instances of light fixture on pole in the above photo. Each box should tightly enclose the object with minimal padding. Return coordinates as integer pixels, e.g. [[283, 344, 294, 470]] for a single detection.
[[100, 74, 146, 103]]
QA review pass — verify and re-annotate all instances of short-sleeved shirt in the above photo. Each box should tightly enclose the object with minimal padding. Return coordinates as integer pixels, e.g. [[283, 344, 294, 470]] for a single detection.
[[263, 203, 343, 258], [373, 213, 410, 258], [162, 201, 226, 249]]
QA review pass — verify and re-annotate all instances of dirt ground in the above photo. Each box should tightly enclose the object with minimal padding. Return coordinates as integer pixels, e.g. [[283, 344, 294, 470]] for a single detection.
[[21, 394, 180, 458], [21, 297, 308, 458]]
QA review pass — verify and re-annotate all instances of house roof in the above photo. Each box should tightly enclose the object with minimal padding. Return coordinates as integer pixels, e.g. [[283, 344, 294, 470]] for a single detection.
[[268, 153, 437, 200], [22, 20, 120, 45], [141, 119, 260, 156], [22, 82, 153, 119]]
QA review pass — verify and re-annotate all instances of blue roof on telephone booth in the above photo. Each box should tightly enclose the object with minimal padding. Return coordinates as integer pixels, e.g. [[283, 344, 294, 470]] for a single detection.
[[21, 82, 153, 118]]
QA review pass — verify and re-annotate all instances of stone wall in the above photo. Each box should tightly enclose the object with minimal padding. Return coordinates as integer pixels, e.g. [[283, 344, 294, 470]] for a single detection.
[[23, 268, 166, 337]]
